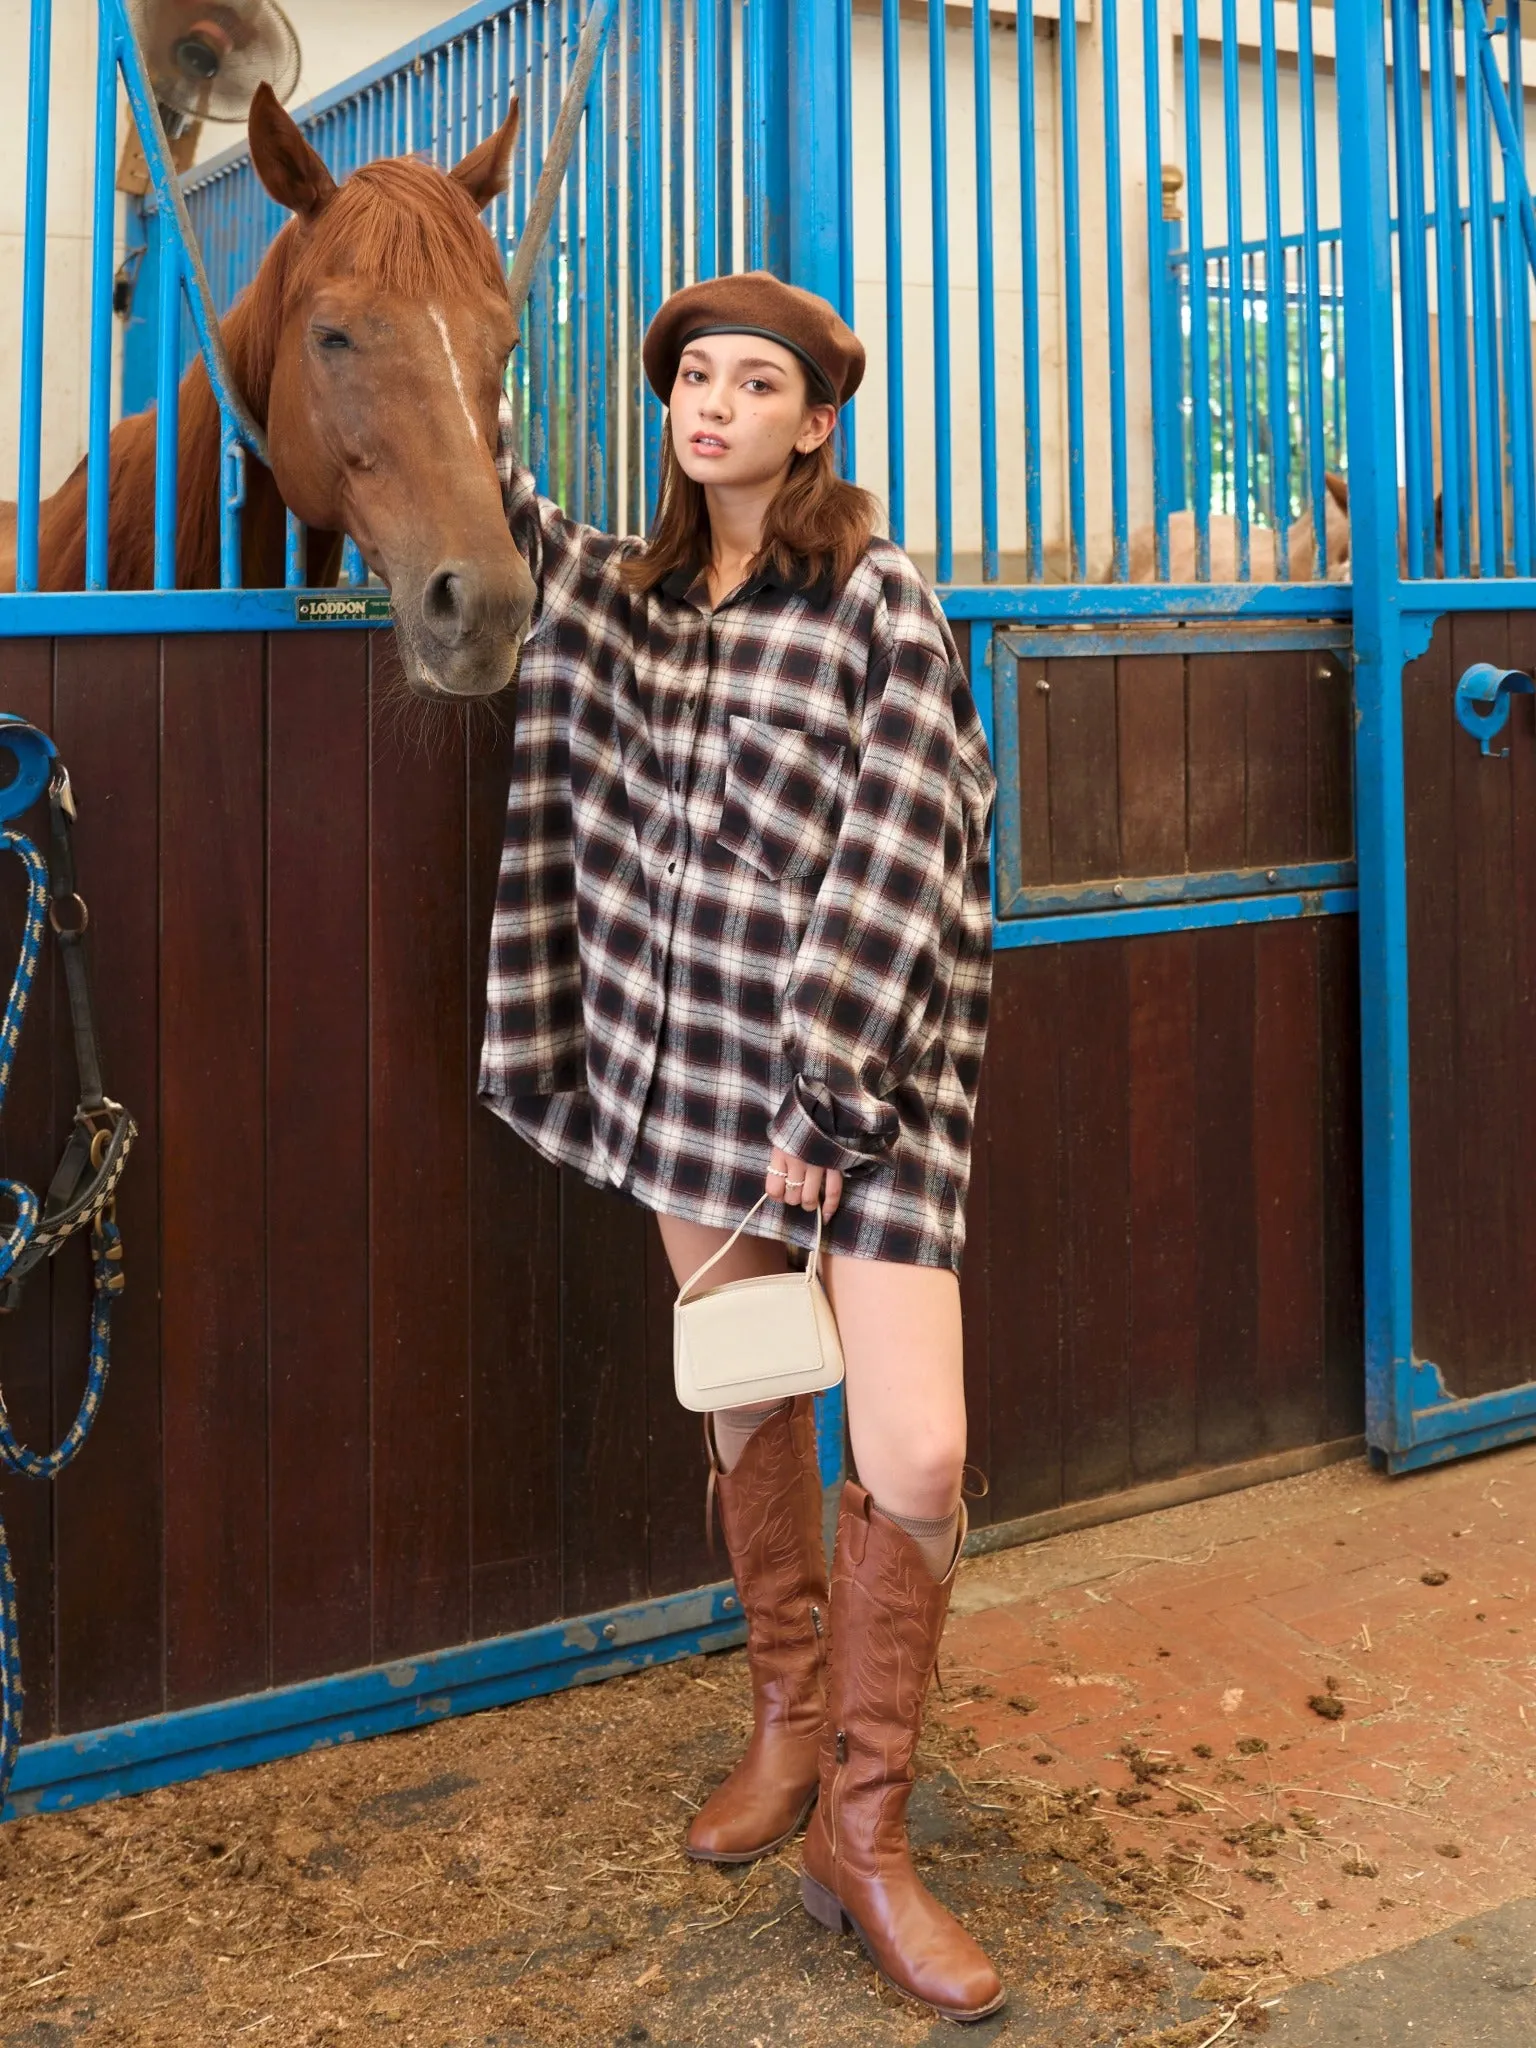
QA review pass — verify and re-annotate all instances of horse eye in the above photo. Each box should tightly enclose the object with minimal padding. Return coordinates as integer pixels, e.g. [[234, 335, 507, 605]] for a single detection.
[[316, 329, 352, 352]]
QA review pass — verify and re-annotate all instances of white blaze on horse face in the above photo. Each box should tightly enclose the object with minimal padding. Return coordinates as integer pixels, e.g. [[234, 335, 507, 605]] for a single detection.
[[429, 304, 481, 450]]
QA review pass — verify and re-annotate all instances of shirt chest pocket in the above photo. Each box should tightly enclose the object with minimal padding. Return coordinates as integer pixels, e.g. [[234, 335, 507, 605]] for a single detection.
[[714, 716, 851, 885]]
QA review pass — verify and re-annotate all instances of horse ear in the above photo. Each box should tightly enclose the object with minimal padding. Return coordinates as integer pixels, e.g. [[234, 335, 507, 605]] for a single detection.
[[249, 81, 337, 220], [451, 97, 521, 211], [1324, 471, 1349, 511]]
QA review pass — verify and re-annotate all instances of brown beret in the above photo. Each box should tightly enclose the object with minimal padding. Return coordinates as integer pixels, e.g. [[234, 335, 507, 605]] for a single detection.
[[642, 271, 865, 409]]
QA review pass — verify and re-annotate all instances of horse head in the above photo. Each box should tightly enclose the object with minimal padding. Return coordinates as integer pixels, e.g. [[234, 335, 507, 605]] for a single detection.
[[248, 84, 535, 699]]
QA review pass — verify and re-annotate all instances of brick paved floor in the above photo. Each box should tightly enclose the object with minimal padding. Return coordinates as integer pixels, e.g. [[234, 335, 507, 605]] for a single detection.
[[936, 1438, 1536, 1991]]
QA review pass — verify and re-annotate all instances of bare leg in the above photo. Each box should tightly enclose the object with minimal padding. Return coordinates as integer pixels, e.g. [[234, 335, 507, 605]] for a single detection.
[[823, 1256, 967, 1572]]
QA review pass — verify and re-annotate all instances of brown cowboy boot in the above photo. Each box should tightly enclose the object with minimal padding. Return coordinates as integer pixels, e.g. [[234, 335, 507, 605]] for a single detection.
[[799, 1482, 1005, 2023], [685, 1397, 829, 1864]]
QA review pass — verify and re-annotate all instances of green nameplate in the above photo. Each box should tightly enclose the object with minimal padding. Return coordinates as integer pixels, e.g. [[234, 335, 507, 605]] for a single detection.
[[294, 592, 393, 624]]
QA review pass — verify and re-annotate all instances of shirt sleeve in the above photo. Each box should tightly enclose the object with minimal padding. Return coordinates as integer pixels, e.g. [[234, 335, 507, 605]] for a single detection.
[[766, 577, 996, 1174], [496, 395, 629, 620]]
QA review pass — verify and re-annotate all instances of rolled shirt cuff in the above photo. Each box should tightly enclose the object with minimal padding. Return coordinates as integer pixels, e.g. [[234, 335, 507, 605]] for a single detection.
[[767, 1073, 897, 1173]]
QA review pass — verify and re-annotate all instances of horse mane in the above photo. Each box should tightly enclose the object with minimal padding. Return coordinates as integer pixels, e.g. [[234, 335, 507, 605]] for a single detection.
[[38, 155, 507, 593]]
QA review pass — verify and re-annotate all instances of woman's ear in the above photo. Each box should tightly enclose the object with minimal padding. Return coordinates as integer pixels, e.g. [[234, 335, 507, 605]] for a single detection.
[[795, 404, 838, 456]]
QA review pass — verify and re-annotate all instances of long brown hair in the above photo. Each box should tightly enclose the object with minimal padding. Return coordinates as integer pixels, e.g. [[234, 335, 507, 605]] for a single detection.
[[622, 429, 879, 597]]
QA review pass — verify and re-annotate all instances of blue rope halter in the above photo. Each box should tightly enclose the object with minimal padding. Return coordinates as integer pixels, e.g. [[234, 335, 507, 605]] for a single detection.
[[0, 721, 132, 1814]]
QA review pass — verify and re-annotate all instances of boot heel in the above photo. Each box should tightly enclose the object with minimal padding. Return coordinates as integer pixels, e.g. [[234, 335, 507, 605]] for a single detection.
[[800, 1874, 851, 1934]]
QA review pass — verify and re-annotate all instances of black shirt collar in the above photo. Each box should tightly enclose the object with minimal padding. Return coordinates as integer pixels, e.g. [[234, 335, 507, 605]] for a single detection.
[[659, 556, 835, 611]]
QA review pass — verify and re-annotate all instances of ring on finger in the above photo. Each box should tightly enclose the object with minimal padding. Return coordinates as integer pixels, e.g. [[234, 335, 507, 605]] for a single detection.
[[782, 1178, 804, 1192]]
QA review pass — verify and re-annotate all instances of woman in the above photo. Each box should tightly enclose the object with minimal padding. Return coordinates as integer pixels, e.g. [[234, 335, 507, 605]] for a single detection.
[[481, 272, 1001, 2024]]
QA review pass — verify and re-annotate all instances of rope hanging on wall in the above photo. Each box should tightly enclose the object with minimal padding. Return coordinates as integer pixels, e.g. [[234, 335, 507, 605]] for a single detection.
[[0, 720, 135, 1814]]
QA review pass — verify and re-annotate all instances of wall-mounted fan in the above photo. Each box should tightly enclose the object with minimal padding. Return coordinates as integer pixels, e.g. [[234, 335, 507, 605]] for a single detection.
[[117, 0, 302, 195]]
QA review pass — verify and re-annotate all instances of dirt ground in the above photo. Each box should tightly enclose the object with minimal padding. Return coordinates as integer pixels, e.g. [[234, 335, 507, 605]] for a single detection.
[[15, 1444, 1518, 2048], [0, 1628, 1267, 2048]]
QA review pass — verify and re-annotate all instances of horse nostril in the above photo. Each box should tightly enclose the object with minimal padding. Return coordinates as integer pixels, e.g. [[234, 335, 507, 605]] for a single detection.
[[423, 565, 470, 644]]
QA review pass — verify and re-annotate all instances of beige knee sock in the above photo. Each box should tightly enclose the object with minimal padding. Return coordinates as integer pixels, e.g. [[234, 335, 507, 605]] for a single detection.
[[874, 1500, 962, 1580], [710, 1398, 792, 1475]]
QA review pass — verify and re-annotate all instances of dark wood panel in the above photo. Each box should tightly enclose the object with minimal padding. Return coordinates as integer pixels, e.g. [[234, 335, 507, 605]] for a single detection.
[[1012, 657, 1052, 887], [644, 1217, 713, 1597], [161, 635, 268, 1709], [982, 950, 1064, 1523], [0, 641, 56, 1738], [1252, 919, 1324, 1444], [368, 656, 472, 1660], [1194, 926, 1261, 1465], [1060, 943, 1131, 1499], [1047, 657, 1119, 880], [267, 634, 371, 1685], [1403, 619, 1460, 1368], [560, 1170, 650, 1617], [1505, 614, 1536, 1378], [1317, 914, 1366, 1441], [1116, 656, 1186, 876], [958, 1029, 993, 1519], [1447, 612, 1520, 1394], [468, 701, 563, 1641], [1245, 653, 1311, 866], [1308, 649, 1354, 860], [51, 640, 165, 1732], [1186, 654, 1249, 871], [1127, 933, 1199, 1480]]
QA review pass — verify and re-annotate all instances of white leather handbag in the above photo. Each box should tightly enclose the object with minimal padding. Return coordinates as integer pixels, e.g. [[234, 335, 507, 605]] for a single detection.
[[673, 1193, 846, 1412]]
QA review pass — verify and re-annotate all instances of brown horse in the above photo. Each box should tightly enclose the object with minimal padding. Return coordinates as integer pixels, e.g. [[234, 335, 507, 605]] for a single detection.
[[3, 83, 534, 700]]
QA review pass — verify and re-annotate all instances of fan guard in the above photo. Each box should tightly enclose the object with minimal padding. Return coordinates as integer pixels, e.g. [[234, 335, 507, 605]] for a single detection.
[[128, 0, 301, 123]]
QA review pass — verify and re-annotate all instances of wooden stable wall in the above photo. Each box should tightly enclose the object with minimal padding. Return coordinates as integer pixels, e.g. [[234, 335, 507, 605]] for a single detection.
[[1404, 613, 1536, 1400], [0, 631, 1363, 1747]]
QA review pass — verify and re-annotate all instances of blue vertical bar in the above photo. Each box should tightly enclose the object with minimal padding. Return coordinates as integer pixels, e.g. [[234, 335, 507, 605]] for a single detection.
[[1017, 0, 1043, 581], [1101, 0, 1128, 581], [745, 0, 764, 268], [882, 0, 905, 547], [586, 19, 608, 530], [1390, 0, 1431, 577], [696, 0, 718, 279], [1328, 236, 1343, 464], [1259, 0, 1290, 567], [529, 1, 550, 491], [836, 0, 855, 483], [607, 1, 622, 526], [1429, 0, 1467, 574], [625, 0, 641, 532], [15, 0, 54, 593], [1059, 0, 1086, 579], [1216, 253, 1230, 514], [285, 508, 306, 589], [564, 0, 582, 511], [1335, 0, 1413, 1462], [1141, 0, 1170, 577], [1505, 3, 1533, 574], [1300, 0, 1330, 574], [668, 0, 684, 293], [1179, 2, 1212, 577], [1219, 0, 1250, 576], [973, 0, 998, 582], [85, 1, 118, 591], [640, 0, 663, 517], [153, 250, 181, 590], [928, 0, 953, 582], [1463, 0, 1502, 575], [493, 15, 509, 269], [717, 0, 732, 276]]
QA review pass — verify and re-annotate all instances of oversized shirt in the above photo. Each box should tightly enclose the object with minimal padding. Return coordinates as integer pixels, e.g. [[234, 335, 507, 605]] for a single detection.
[[479, 428, 996, 1271]]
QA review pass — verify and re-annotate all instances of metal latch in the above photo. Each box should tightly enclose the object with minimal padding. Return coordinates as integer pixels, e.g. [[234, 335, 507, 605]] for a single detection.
[[1455, 662, 1534, 757]]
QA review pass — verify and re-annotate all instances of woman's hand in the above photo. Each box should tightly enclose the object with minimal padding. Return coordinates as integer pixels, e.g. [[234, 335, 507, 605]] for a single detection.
[[766, 1146, 843, 1219]]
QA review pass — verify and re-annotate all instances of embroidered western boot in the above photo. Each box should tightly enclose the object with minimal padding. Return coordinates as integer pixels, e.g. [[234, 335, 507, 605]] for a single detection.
[[685, 1396, 829, 1864], [799, 1482, 1005, 2023]]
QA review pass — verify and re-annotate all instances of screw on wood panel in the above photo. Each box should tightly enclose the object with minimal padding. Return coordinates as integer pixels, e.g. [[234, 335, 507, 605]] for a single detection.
[[1035, 678, 1050, 693], [1113, 884, 1125, 899], [601, 1622, 618, 1640], [722, 1595, 738, 1612], [1267, 870, 1279, 883]]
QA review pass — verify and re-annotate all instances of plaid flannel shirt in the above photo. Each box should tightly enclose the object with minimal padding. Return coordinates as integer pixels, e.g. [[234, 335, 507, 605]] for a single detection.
[[480, 418, 995, 1268]]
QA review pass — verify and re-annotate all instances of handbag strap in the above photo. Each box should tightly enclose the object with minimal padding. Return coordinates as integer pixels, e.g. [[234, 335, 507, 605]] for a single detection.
[[675, 1192, 826, 1305]]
